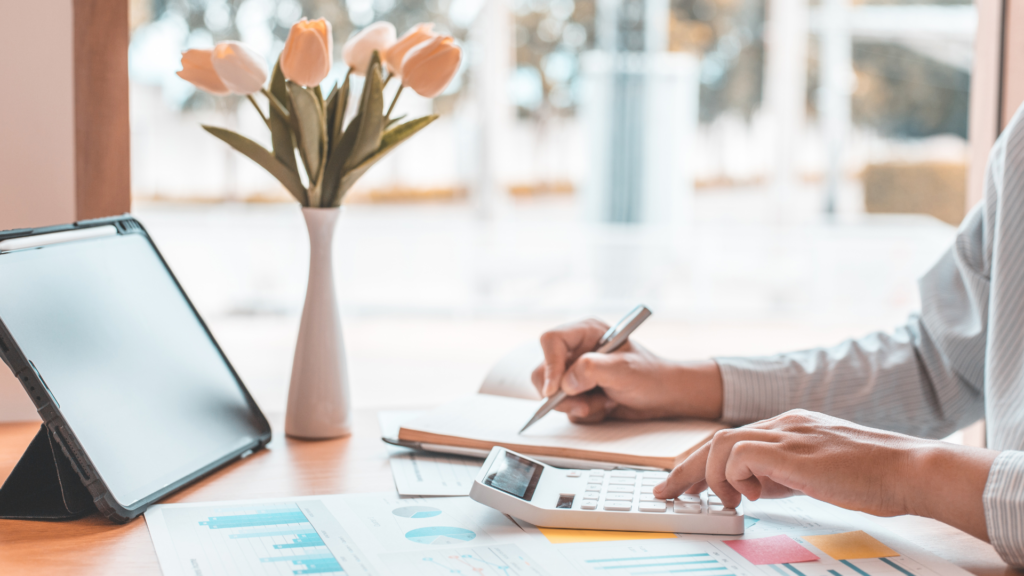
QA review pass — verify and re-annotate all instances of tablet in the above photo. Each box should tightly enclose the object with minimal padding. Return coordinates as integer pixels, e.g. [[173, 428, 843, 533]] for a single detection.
[[0, 216, 271, 522]]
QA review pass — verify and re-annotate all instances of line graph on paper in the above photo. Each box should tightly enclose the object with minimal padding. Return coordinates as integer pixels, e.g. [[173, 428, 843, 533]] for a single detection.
[[383, 544, 549, 576], [160, 500, 377, 576]]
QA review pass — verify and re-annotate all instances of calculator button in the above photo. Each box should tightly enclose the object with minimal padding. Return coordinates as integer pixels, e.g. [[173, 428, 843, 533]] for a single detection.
[[588, 475, 604, 482], [581, 500, 598, 510], [639, 493, 660, 501], [607, 485, 633, 493], [567, 470, 582, 478], [708, 496, 723, 505], [675, 494, 701, 504], [640, 478, 661, 486], [584, 491, 600, 499], [709, 506, 738, 516], [643, 471, 669, 479], [639, 486, 654, 494], [674, 501, 702, 514], [610, 471, 637, 477], [586, 484, 602, 491], [608, 478, 635, 485], [604, 501, 632, 511], [589, 469, 605, 476], [639, 501, 667, 512], [605, 493, 633, 501]]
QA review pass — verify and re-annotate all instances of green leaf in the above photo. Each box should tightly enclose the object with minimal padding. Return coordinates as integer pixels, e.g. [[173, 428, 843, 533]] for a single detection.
[[203, 125, 307, 205], [320, 113, 361, 207], [330, 115, 438, 206], [331, 75, 350, 145], [287, 82, 325, 187], [342, 52, 384, 173], [385, 114, 407, 130], [268, 60, 297, 175]]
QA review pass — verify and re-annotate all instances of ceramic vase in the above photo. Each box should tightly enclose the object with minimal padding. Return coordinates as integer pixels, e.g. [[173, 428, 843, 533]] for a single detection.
[[285, 207, 352, 439]]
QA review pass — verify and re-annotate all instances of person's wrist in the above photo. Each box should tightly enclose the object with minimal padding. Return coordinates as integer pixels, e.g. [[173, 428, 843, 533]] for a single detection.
[[902, 440, 999, 539], [665, 359, 723, 420]]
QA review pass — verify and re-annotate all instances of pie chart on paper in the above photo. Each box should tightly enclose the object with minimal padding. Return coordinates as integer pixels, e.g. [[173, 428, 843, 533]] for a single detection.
[[405, 526, 477, 545], [392, 506, 442, 519]]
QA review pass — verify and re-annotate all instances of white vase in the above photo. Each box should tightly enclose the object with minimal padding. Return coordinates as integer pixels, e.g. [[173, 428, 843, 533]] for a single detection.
[[285, 207, 352, 439]]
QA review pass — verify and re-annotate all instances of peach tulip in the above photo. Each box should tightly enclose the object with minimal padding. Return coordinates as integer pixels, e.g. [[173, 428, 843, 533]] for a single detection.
[[211, 41, 268, 94], [385, 23, 436, 77], [281, 18, 333, 87], [177, 49, 230, 95], [400, 36, 462, 98], [342, 21, 396, 75]]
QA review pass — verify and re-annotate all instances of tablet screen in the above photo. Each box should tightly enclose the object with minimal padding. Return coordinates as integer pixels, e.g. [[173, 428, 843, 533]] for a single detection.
[[0, 230, 268, 508]]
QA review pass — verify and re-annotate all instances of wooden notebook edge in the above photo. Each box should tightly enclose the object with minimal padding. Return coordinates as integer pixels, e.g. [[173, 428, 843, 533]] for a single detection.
[[399, 423, 726, 470]]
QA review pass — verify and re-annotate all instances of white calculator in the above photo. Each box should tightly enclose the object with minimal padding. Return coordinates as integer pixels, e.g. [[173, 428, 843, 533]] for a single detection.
[[469, 447, 744, 534]]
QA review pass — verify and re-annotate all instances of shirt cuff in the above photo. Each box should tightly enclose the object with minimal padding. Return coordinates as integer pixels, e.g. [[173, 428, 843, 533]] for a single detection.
[[714, 356, 792, 425], [984, 450, 1024, 566]]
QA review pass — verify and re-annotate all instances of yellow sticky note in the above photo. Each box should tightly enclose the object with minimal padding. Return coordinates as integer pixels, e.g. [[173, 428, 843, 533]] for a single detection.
[[538, 528, 677, 544], [803, 531, 898, 560]]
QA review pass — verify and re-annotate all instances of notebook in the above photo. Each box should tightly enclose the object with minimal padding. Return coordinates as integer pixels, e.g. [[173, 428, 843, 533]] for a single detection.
[[397, 342, 726, 470]]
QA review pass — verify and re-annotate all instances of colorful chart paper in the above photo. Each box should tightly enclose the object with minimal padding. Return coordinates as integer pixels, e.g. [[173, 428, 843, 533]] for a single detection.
[[802, 530, 898, 560], [723, 535, 819, 565], [538, 527, 677, 544]]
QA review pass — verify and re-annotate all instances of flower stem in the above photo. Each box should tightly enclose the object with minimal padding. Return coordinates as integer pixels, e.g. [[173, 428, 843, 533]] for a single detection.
[[261, 87, 289, 119], [385, 84, 404, 123], [247, 94, 270, 129]]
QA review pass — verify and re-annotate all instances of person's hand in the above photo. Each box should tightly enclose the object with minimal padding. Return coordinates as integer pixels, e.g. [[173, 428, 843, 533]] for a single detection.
[[652, 409, 999, 539], [530, 318, 723, 423]]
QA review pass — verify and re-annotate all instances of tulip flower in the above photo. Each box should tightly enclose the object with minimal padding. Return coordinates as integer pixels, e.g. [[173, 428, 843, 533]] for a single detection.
[[281, 18, 333, 87], [400, 36, 462, 98], [342, 22, 397, 75], [385, 23, 436, 77], [211, 41, 268, 95], [177, 49, 230, 95]]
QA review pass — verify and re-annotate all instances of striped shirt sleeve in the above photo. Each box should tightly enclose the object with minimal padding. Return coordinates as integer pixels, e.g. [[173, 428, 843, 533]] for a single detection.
[[985, 451, 1024, 566]]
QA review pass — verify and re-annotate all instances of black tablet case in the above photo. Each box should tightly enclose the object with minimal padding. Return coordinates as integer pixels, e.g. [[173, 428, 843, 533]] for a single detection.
[[0, 425, 94, 520], [0, 215, 271, 522]]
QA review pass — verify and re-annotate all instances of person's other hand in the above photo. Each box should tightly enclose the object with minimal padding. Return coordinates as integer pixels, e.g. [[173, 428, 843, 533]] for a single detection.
[[530, 318, 723, 423], [653, 409, 999, 534]]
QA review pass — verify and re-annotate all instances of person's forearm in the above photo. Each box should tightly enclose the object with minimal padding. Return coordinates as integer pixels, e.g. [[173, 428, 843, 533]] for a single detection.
[[904, 442, 999, 540], [667, 359, 723, 420]]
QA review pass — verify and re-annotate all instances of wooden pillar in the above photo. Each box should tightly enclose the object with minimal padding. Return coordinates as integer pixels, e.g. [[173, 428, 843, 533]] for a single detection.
[[0, 0, 130, 232], [75, 0, 131, 220]]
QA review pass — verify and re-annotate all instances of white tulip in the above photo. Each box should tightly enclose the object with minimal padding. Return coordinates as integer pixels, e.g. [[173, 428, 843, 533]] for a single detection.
[[211, 41, 269, 95]]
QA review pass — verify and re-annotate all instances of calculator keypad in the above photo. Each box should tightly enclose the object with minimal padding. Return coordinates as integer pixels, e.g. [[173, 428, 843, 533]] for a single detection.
[[565, 469, 738, 516]]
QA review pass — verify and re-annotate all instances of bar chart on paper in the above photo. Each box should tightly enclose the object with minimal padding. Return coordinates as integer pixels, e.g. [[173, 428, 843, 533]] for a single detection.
[[558, 540, 756, 576], [157, 501, 377, 576], [383, 544, 548, 576]]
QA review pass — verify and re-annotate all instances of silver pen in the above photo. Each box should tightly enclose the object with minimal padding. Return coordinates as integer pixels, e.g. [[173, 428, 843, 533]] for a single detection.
[[519, 304, 653, 434]]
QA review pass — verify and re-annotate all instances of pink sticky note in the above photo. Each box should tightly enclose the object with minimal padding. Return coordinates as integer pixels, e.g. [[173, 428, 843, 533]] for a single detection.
[[724, 535, 820, 565]]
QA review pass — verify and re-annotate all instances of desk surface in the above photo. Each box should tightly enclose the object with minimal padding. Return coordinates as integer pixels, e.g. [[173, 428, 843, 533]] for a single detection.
[[0, 410, 1016, 576]]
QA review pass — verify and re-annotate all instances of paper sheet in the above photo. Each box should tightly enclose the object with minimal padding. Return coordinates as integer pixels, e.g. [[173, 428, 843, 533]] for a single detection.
[[146, 493, 975, 576], [387, 446, 482, 496]]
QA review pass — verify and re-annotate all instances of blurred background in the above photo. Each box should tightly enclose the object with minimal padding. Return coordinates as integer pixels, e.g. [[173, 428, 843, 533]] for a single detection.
[[123, 0, 973, 424]]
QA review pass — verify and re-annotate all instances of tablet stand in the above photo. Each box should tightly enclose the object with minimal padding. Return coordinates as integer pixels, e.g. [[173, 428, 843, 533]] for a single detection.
[[0, 424, 94, 520]]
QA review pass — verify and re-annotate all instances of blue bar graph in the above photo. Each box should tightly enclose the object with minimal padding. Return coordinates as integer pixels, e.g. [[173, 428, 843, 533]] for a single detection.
[[880, 558, 914, 576], [580, 550, 733, 575], [196, 505, 345, 575], [200, 511, 308, 529]]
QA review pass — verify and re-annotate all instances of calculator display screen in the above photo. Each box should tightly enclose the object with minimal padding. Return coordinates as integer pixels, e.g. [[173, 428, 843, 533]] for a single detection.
[[484, 451, 543, 501]]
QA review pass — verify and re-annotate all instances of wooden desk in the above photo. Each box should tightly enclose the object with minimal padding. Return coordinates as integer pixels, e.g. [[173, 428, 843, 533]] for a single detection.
[[0, 410, 1015, 576]]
